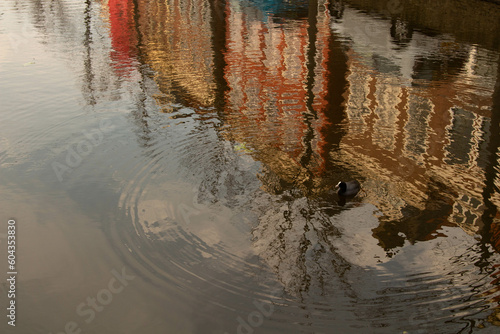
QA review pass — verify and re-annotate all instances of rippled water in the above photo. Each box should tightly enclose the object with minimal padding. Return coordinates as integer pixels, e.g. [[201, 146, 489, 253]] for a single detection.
[[1, 0, 500, 333]]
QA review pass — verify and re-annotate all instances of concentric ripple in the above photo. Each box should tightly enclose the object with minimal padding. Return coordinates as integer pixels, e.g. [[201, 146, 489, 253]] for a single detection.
[[106, 106, 292, 320], [102, 104, 500, 332]]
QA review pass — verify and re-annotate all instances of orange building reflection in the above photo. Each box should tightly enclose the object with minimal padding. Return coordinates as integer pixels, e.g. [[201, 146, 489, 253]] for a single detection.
[[222, 0, 336, 190]]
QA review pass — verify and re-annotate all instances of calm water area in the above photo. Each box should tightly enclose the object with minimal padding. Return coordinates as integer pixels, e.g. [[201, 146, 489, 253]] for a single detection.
[[1, 0, 500, 333]]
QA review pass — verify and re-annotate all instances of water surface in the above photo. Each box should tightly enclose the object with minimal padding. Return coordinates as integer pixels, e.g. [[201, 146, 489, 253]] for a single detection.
[[1, 0, 500, 333]]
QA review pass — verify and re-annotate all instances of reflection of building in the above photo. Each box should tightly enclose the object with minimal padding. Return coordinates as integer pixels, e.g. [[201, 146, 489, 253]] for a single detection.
[[222, 0, 344, 195], [341, 0, 500, 52], [332, 6, 498, 239], [133, 0, 216, 109], [104, 0, 217, 108], [108, 0, 137, 76]]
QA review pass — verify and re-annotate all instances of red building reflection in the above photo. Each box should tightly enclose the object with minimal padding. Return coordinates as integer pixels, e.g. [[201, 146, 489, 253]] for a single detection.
[[222, 2, 339, 190], [108, 0, 137, 76]]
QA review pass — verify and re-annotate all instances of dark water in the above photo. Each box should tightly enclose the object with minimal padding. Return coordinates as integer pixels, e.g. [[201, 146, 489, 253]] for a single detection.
[[1, 0, 500, 333]]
